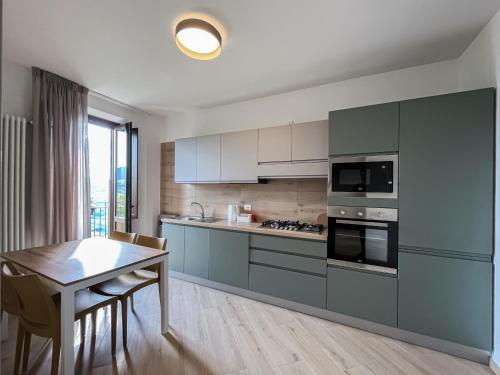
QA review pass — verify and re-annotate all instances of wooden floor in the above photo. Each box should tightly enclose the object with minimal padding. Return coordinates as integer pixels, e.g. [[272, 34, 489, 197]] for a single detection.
[[1, 278, 493, 375]]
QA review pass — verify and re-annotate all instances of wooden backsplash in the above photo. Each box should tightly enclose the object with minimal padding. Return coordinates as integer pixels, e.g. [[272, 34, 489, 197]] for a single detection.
[[160, 142, 327, 222]]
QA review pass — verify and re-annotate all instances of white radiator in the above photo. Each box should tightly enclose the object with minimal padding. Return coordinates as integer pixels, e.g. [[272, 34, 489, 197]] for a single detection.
[[0, 115, 28, 252]]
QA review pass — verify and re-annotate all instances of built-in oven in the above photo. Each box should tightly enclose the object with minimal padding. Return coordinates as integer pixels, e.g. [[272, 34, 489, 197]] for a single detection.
[[328, 154, 398, 199], [327, 206, 398, 269]]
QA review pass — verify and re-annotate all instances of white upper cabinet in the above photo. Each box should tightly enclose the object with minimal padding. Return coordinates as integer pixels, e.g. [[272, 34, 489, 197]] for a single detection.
[[291, 120, 328, 161], [196, 135, 221, 182], [221, 129, 258, 182], [258, 125, 291, 163], [175, 137, 197, 183]]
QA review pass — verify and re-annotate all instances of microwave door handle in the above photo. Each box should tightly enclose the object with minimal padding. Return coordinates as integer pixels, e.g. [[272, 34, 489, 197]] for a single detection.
[[336, 219, 388, 228]]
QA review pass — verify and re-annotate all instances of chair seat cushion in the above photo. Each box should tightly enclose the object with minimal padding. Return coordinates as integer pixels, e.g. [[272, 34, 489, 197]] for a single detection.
[[90, 271, 159, 297]]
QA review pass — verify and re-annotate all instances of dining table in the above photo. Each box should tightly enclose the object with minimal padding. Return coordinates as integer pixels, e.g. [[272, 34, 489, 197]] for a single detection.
[[1, 237, 169, 375]]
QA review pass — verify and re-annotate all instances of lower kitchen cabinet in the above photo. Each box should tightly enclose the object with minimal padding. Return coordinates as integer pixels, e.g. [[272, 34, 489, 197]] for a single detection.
[[249, 264, 326, 308], [162, 223, 185, 272], [327, 266, 397, 327], [398, 251, 492, 350], [209, 229, 249, 289], [184, 227, 209, 278]]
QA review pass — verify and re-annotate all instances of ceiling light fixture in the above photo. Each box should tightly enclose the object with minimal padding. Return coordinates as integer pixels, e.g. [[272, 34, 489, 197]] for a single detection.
[[175, 18, 222, 60]]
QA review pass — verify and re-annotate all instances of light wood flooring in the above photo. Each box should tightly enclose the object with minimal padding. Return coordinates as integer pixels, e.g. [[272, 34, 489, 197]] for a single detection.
[[1, 277, 493, 374]]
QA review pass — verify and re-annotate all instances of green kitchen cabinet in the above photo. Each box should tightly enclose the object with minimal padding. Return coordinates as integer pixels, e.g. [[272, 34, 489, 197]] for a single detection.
[[162, 223, 185, 272], [184, 226, 209, 278], [399, 89, 494, 256], [250, 249, 327, 275], [398, 251, 492, 350], [209, 229, 249, 289], [327, 266, 397, 327], [249, 264, 326, 308], [329, 102, 399, 155], [249, 234, 327, 258]]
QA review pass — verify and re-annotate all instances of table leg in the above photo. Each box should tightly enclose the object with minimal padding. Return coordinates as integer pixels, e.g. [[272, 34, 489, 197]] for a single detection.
[[159, 257, 169, 334], [60, 288, 75, 375]]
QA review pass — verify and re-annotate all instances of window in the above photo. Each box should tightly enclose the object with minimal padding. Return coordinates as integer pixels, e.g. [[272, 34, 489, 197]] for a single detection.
[[88, 115, 138, 237]]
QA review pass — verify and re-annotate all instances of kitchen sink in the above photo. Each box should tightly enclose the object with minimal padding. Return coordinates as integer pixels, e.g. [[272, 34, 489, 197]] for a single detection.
[[178, 216, 219, 223]]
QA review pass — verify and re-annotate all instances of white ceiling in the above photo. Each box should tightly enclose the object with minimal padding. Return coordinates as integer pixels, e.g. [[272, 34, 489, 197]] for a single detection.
[[4, 0, 500, 113]]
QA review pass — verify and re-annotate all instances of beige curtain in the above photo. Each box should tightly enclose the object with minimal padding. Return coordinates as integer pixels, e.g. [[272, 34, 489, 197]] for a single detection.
[[31, 68, 90, 246]]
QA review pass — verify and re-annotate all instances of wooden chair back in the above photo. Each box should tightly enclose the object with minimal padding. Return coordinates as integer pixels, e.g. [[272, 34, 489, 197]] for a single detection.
[[4, 271, 59, 337], [135, 235, 167, 273], [1, 262, 21, 315], [109, 231, 137, 243]]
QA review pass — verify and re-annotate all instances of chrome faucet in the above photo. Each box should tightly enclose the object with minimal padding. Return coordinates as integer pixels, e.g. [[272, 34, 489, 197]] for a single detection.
[[191, 201, 205, 219]]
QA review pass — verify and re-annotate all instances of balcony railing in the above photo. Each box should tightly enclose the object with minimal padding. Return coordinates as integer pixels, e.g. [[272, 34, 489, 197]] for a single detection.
[[91, 202, 109, 238]]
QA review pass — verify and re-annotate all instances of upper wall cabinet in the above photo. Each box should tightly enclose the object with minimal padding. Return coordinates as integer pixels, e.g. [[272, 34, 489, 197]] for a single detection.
[[175, 137, 196, 183], [196, 135, 221, 182], [399, 89, 494, 256], [221, 129, 258, 182], [292, 120, 328, 161], [258, 125, 291, 163], [329, 102, 399, 155]]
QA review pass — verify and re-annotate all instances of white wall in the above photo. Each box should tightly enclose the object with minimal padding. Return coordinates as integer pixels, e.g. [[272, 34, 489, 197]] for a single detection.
[[164, 59, 460, 140], [1, 59, 31, 119], [457, 9, 500, 367]]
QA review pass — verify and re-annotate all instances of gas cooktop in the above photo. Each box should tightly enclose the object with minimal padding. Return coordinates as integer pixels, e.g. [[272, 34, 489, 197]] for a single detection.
[[260, 220, 324, 233]]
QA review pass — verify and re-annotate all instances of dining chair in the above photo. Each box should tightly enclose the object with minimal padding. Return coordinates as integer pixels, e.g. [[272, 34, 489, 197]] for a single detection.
[[3, 265, 119, 375], [1, 262, 24, 374], [90, 234, 167, 348], [1, 262, 21, 318], [109, 230, 137, 243]]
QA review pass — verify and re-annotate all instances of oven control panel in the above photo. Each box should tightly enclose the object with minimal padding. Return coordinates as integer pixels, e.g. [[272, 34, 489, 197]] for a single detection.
[[328, 206, 398, 222]]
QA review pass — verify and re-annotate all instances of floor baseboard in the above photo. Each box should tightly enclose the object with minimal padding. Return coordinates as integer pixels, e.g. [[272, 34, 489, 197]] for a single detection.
[[491, 357, 500, 374]]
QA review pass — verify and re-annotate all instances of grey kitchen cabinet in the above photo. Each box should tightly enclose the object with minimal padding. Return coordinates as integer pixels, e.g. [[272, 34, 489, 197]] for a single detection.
[[258, 125, 291, 163], [250, 249, 326, 275], [174, 137, 197, 183], [398, 251, 492, 350], [221, 129, 258, 182], [184, 226, 209, 278], [327, 266, 397, 327], [399, 89, 494, 256], [249, 234, 327, 258], [329, 102, 399, 155], [209, 229, 249, 289], [292, 120, 328, 161], [161, 223, 185, 272], [196, 134, 221, 182], [249, 264, 326, 308]]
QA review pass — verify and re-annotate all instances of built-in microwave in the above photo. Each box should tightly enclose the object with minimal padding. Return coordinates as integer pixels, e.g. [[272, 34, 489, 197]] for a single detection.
[[327, 206, 398, 269], [328, 154, 398, 199]]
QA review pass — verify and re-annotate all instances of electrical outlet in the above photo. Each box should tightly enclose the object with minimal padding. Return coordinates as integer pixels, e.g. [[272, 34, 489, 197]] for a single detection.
[[243, 204, 252, 211]]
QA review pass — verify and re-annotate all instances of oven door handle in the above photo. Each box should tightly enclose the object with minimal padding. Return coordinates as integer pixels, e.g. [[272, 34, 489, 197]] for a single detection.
[[336, 219, 388, 228]]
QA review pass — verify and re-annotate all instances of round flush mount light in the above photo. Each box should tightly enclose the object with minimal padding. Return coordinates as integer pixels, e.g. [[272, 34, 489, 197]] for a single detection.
[[175, 18, 222, 60]]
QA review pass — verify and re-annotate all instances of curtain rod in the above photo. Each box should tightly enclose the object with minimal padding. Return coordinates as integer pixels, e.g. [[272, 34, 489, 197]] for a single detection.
[[88, 90, 153, 116]]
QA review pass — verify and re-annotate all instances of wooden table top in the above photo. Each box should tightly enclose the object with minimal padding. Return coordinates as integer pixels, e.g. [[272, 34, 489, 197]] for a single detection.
[[1, 237, 168, 286]]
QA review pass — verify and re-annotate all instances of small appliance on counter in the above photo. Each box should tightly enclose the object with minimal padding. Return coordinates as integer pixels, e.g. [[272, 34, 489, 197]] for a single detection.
[[327, 206, 398, 269], [236, 213, 254, 223], [260, 220, 324, 234], [227, 204, 240, 221]]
